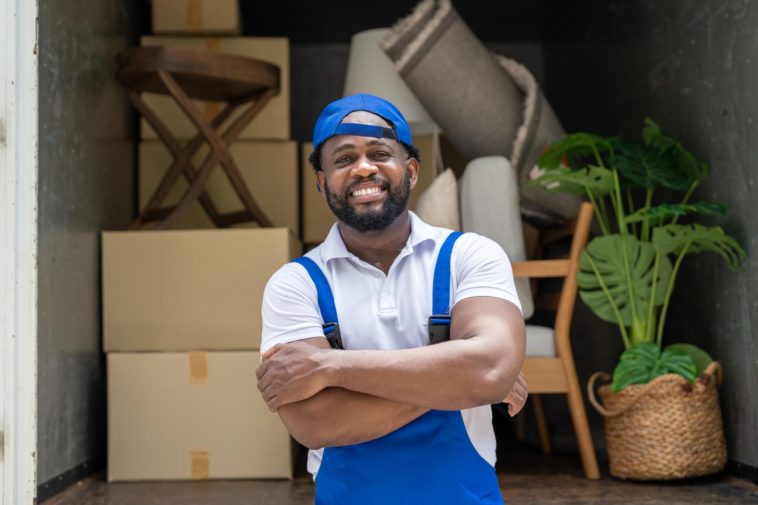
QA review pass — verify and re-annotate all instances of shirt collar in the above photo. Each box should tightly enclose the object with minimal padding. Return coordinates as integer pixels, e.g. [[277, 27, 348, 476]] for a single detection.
[[319, 211, 438, 263]]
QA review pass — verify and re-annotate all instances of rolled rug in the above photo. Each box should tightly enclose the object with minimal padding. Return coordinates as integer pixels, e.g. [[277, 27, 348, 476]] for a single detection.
[[496, 55, 581, 222], [382, 0, 438, 62], [381, 0, 523, 160]]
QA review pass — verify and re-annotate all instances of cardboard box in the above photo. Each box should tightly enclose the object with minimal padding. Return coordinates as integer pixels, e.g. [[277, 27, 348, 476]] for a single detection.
[[108, 351, 295, 481], [140, 36, 289, 140], [301, 133, 442, 245], [102, 228, 301, 352], [152, 0, 240, 35], [139, 140, 298, 234]]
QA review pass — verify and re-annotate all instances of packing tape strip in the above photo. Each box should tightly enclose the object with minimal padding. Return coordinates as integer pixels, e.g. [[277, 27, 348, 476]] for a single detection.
[[201, 38, 222, 120], [191, 449, 210, 479], [189, 352, 208, 384], [186, 0, 203, 29], [204, 37, 220, 52]]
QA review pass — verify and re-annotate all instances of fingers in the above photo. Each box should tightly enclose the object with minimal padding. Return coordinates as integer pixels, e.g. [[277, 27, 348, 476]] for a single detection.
[[507, 390, 527, 416], [505, 370, 528, 417]]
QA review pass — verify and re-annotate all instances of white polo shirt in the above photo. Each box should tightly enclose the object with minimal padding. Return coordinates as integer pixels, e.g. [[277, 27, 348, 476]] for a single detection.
[[261, 211, 521, 477]]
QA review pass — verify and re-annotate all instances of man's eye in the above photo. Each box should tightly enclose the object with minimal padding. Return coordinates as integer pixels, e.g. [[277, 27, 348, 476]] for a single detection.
[[373, 152, 390, 159], [335, 156, 352, 164]]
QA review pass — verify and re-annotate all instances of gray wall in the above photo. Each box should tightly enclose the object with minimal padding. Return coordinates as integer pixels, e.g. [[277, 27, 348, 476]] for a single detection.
[[545, 0, 758, 467], [37, 0, 139, 486]]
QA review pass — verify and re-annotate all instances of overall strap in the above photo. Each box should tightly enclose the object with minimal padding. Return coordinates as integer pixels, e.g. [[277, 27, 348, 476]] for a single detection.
[[428, 231, 464, 344], [291, 257, 343, 349]]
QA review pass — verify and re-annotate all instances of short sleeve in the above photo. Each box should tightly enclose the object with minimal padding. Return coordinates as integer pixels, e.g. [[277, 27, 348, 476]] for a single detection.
[[451, 233, 522, 315], [261, 262, 327, 354]]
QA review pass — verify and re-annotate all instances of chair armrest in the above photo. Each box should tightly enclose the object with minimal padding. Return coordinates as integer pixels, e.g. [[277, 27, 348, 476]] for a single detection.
[[512, 259, 572, 278]]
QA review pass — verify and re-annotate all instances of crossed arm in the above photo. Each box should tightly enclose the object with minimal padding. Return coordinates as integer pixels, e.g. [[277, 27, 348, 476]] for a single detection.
[[256, 296, 526, 450]]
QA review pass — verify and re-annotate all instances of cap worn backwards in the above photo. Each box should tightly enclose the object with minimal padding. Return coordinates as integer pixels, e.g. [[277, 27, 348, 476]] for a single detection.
[[312, 93, 413, 150]]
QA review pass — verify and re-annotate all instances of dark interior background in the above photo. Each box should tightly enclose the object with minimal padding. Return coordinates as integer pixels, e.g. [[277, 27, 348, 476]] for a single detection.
[[36, 0, 757, 499]]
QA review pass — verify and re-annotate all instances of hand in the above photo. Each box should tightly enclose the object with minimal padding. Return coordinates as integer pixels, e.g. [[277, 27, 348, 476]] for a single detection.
[[504, 370, 528, 417], [256, 341, 332, 411]]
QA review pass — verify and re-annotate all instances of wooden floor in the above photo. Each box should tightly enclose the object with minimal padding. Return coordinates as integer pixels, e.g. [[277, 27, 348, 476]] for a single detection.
[[41, 445, 758, 505]]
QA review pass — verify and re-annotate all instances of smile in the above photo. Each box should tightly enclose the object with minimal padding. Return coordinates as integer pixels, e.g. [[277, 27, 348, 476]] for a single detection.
[[351, 186, 384, 197]]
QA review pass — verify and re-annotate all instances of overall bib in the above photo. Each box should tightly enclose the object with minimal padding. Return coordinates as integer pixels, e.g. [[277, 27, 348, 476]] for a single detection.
[[293, 232, 503, 505]]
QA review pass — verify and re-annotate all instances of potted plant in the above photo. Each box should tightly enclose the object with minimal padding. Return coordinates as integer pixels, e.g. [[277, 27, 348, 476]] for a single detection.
[[530, 119, 747, 480]]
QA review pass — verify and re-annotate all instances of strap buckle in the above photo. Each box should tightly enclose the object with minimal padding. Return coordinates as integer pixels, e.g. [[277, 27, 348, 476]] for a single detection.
[[428, 314, 451, 345], [323, 322, 344, 350]]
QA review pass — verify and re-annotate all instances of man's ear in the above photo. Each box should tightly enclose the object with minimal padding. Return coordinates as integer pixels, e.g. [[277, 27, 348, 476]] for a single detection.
[[406, 157, 420, 191], [315, 171, 326, 197]]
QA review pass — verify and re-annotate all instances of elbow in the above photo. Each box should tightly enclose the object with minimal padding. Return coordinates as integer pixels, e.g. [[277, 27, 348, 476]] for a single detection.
[[292, 432, 328, 451], [477, 362, 516, 405], [478, 374, 511, 405], [278, 404, 331, 450]]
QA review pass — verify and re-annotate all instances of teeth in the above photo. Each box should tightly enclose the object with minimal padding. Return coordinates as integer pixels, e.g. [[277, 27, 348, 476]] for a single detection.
[[352, 187, 382, 197]]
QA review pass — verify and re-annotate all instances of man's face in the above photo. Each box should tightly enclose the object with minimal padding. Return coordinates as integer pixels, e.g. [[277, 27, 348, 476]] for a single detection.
[[317, 111, 418, 232]]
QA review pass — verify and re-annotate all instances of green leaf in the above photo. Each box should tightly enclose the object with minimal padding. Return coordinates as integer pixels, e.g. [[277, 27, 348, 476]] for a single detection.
[[624, 201, 728, 224], [612, 140, 691, 191], [642, 119, 674, 150], [658, 348, 698, 382], [537, 133, 617, 169], [642, 118, 709, 182], [665, 343, 713, 377], [578, 235, 672, 327], [652, 224, 747, 269], [612, 343, 659, 392], [527, 165, 614, 197], [611, 342, 697, 392]]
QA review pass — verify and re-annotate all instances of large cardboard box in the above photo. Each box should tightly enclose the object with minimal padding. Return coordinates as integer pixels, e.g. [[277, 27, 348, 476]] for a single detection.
[[102, 228, 301, 352], [108, 351, 294, 481], [301, 133, 443, 245], [140, 36, 289, 140], [152, 0, 240, 35], [139, 140, 298, 234]]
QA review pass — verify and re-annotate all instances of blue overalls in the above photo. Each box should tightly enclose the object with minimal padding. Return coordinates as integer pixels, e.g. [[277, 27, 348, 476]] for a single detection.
[[292, 232, 503, 505]]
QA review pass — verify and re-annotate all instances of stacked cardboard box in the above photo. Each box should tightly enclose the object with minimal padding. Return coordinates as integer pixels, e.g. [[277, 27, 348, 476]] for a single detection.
[[103, 228, 300, 481], [152, 0, 241, 36], [107, 9, 300, 480]]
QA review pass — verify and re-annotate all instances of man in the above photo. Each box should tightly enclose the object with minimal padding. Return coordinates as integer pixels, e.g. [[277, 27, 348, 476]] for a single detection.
[[256, 93, 527, 504]]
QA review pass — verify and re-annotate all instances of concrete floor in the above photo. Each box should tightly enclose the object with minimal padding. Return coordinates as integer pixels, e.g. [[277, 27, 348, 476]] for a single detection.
[[41, 445, 758, 505]]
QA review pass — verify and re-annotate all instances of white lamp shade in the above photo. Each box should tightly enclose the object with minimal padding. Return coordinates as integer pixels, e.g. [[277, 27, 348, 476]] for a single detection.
[[343, 28, 439, 133]]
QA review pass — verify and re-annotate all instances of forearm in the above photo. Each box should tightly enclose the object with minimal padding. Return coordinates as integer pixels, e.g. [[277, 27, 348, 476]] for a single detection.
[[325, 338, 516, 410], [323, 299, 525, 410], [277, 387, 427, 449]]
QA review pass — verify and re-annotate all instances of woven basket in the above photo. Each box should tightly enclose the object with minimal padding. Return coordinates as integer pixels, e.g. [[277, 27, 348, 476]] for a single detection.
[[587, 362, 727, 480]]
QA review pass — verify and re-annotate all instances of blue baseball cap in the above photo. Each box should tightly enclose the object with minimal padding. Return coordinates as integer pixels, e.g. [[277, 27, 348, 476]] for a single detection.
[[312, 93, 413, 151]]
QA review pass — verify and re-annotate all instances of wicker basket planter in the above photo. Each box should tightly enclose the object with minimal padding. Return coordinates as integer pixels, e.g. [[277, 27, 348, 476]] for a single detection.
[[587, 362, 727, 480]]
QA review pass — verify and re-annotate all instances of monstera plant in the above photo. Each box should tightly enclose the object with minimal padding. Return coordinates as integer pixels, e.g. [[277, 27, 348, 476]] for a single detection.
[[531, 119, 746, 392]]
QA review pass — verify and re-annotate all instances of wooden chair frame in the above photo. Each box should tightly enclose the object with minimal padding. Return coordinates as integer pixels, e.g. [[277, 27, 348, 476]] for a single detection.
[[511, 202, 600, 480]]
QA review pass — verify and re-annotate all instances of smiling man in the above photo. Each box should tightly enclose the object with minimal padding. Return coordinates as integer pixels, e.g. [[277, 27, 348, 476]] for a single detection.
[[256, 94, 527, 505]]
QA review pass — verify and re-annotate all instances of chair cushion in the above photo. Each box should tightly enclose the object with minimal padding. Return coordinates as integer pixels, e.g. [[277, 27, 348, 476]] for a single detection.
[[525, 325, 556, 357], [413, 167, 460, 230], [459, 156, 534, 319]]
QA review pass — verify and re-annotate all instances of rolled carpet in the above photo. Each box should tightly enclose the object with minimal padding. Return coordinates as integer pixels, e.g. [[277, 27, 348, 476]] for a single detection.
[[496, 55, 581, 222], [383, 0, 579, 221], [381, 0, 523, 161]]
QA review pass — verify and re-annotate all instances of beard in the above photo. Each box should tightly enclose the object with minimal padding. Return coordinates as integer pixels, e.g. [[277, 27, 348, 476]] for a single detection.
[[323, 171, 411, 232]]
